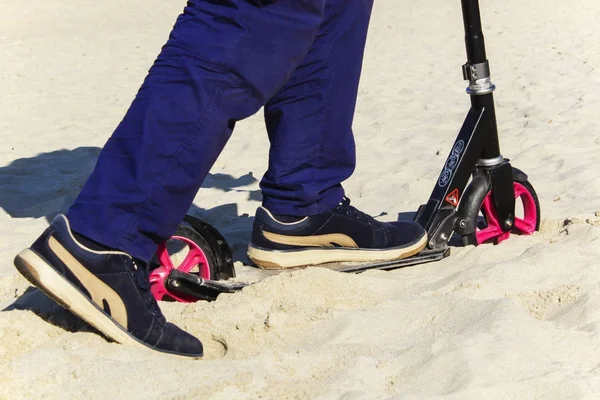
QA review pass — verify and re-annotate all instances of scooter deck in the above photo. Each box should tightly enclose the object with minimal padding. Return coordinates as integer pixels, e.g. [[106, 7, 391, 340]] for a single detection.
[[165, 247, 450, 301], [321, 247, 450, 273]]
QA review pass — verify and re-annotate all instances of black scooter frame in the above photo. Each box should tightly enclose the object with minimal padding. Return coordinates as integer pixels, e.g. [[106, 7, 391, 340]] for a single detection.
[[414, 0, 517, 252]]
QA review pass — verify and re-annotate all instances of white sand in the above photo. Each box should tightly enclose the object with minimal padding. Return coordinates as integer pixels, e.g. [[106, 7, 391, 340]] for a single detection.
[[2, 0, 600, 398]]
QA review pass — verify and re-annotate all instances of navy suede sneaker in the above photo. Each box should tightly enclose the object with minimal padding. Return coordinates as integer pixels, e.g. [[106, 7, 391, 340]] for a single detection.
[[13, 215, 203, 358], [247, 197, 428, 269]]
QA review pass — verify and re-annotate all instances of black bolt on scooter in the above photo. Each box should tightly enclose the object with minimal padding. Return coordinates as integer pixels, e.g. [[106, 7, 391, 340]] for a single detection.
[[148, 0, 541, 302]]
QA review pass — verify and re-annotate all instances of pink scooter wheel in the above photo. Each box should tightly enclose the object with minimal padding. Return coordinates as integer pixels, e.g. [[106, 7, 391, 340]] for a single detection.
[[149, 234, 212, 303], [476, 180, 540, 245]]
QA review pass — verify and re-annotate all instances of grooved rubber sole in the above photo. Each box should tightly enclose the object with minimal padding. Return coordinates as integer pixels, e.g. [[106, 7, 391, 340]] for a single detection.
[[247, 233, 428, 269], [14, 248, 203, 359]]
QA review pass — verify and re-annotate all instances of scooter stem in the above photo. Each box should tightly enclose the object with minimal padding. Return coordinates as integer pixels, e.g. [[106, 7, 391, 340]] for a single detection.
[[461, 0, 487, 64], [461, 0, 501, 162]]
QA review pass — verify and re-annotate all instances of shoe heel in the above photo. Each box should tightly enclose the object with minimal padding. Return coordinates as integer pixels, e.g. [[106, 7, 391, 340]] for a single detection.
[[14, 249, 74, 310], [14, 248, 138, 347]]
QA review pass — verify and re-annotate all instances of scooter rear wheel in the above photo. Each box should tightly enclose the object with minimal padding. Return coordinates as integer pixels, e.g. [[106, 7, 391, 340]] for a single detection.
[[149, 221, 218, 302]]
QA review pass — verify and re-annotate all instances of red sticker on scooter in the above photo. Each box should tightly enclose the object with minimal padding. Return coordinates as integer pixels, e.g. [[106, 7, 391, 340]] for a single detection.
[[445, 189, 459, 207]]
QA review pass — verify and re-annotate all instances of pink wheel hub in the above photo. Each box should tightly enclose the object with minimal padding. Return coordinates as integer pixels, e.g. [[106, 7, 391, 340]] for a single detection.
[[476, 182, 538, 245], [149, 235, 210, 303]]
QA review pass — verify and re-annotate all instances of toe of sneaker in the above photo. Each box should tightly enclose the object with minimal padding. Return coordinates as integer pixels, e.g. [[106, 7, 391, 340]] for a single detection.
[[157, 323, 204, 358]]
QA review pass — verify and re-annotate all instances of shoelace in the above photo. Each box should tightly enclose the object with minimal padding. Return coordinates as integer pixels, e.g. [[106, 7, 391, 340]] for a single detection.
[[132, 259, 166, 324], [335, 196, 381, 226]]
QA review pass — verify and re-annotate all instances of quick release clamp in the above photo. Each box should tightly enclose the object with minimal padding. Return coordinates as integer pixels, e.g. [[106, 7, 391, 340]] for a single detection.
[[462, 60, 495, 96]]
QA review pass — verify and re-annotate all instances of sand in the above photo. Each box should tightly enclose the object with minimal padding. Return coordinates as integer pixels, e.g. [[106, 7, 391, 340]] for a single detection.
[[2, 0, 600, 398]]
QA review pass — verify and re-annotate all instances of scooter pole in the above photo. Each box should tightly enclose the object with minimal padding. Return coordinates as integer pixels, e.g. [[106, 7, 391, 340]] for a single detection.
[[461, 0, 501, 162]]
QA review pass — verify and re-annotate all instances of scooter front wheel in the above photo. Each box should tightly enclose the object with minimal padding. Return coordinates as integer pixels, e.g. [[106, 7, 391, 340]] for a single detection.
[[461, 172, 541, 246]]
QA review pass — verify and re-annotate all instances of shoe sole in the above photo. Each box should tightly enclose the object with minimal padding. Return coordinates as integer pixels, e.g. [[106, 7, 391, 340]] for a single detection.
[[14, 248, 203, 359], [247, 233, 428, 269]]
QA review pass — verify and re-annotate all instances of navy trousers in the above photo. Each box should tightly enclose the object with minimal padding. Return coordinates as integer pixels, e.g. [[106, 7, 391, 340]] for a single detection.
[[67, 0, 374, 262]]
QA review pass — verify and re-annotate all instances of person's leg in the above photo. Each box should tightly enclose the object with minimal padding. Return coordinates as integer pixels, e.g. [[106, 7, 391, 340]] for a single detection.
[[66, 0, 326, 263], [15, 0, 327, 356], [259, 0, 373, 216], [247, 0, 428, 268]]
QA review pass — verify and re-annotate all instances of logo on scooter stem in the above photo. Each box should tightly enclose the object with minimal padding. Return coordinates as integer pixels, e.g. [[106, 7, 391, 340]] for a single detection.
[[438, 140, 465, 188]]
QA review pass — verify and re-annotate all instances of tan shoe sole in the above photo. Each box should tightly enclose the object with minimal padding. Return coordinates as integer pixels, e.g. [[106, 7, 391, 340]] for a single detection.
[[247, 233, 428, 269]]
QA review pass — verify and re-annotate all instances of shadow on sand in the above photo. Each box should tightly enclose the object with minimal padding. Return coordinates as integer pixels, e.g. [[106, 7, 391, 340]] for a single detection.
[[0, 146, 260, 256]]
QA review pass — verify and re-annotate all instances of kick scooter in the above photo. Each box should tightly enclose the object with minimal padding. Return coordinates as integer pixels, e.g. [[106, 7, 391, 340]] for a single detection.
[[148, 0, 541, 303]]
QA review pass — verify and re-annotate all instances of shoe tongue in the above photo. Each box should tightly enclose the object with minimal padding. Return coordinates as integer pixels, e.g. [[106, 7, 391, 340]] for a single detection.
[[337, 196, 356, 212], [335, 198, 384, 227]]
